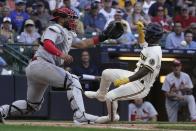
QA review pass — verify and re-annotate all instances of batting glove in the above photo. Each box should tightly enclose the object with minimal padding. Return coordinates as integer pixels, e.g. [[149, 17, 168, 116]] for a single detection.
[[136, 21, 145, 44], [114, 77, 130, 87], [136, 21, 144, 32]]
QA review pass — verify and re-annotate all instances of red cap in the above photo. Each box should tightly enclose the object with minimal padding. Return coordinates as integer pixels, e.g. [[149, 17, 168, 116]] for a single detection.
[[173, 59, 182, 66]]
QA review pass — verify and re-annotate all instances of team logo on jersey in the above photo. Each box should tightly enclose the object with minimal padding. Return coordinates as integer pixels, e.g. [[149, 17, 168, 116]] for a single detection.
[[149, 59, 155, 66], [140, 53, 147, 61]]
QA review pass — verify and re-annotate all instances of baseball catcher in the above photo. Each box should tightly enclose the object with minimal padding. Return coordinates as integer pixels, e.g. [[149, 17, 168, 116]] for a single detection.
[[0, 7, 124, 124], [85, 22, 164, 123]]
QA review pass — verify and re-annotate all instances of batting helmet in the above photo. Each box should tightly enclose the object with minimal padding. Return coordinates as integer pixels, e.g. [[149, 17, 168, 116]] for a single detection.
[[144, 23, 163, 44], [51, 7, 78, 30]]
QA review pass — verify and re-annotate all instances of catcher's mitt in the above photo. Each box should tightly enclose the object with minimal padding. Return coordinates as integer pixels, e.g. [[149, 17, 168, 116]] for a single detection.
[[99, 21, 124, 42]]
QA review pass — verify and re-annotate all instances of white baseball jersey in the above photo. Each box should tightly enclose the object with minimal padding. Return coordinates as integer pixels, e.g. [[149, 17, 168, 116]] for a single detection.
[[35, 23, 80, 66], [128, 101, 158, 122], [161, 72, 196, 122], [162, 72, 193, 94], [142, 0, 155, 15], [135, 45, 162, 88], [99, 8, 116, 22]]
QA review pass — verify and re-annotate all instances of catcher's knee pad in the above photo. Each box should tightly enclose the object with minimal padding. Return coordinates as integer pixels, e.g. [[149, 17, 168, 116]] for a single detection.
[[64, 73, 82, 90], [1, 100, 38, 117], [7, 100, 29, 117], [66, 77, 85, 119], [0, 99, 43, 118], [27, 98, 44, 112]]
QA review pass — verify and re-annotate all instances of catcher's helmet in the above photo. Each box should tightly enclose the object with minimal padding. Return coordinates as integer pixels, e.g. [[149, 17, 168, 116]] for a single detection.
[[51, 7, 78, 30], [144, 23, 163, 44]]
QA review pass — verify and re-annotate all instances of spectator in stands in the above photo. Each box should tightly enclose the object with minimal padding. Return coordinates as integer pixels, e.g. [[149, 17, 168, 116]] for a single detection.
[[151, 5, 172, 32], [69, 0, 80, 8], [173, 5, 196, 31], [25, 4, 33, 16], [94, 0, 102, 9], [5, 0, 15, 10], [63, 0, 80, 17], [105, 9, 131, 32], [72, 50, 99, 77], [0, 6, 10, 24], [83, 2, 106, 33], [129, 2, 151, 33], [119, 0, 137, 7], [179, 30, 196, 49], [189, 23, 196, 42], [32, 1, 51, 33], [177, 0, 196, 16], [76, 0, 93, 10], [48, 0, 63, 11], [111, 0, 120, 10], [9, 0, 29, 33], [123, 0, 133, 21], [186, 0, 196, 16], [165, 22, 184, 49], [111, 0, 126, 18], [72, 50, 99, 91], [99, 0, 116, 23], [142, 0, 155, 15], [0, 17, 14, 43], [148, 0, 173, 17], [30, 13, 43, 35], [128, 98, 158, 122], [18, 19, 40, 58], [75, 19, 85, 36], [26, 0, 50, 13], [18, 19, 40, 45], [161, 59, 196, 122]]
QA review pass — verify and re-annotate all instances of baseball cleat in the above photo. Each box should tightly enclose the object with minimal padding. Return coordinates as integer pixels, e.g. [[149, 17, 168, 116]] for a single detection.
[[73, 113, 99, 125], [95, 114, 120, 124], [84, 91, 106, 102], [0, 112, 5, 124]]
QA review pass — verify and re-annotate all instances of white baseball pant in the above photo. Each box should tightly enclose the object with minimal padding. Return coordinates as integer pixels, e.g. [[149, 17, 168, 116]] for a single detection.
[[97, 69, 150, 120], [166, 95, 196, 122]]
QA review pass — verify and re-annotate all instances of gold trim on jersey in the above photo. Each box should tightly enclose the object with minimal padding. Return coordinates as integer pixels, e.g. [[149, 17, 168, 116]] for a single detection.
[[144, 65, 154, 72], [140, 53, 147, 61]]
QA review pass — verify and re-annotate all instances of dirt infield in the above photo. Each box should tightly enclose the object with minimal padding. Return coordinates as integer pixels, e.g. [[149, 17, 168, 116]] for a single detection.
[[4, 120, 196, 131]]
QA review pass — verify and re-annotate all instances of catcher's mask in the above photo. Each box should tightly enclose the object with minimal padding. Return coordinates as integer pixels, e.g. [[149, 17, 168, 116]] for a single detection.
[[51, 7, 78, 31], [144, 23, 163, 44]]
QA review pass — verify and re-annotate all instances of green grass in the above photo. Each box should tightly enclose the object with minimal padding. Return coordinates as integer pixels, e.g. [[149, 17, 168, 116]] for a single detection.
[[116, 121, 196, 124], [0, 124, 143, 131], [156, 125, 196, 130], [1, 122, 196, 131]]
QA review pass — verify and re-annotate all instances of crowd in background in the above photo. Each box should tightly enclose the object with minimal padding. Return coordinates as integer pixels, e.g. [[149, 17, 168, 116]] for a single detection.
[[0, 0, 195, 51], [0, 0, 195, 73]]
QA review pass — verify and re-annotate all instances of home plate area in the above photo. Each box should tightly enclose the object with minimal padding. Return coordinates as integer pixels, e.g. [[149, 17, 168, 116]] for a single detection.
[[5, 120, 196, 131]]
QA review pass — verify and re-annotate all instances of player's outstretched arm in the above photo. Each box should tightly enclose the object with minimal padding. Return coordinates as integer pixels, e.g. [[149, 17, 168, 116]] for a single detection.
[[136, 21, 145, 44], [72, 21, 124, 49], [42, 39, 73, 63], [114, 67, 151, 87]]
